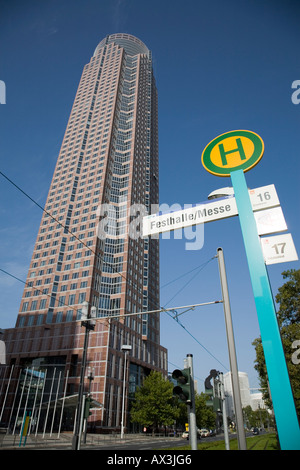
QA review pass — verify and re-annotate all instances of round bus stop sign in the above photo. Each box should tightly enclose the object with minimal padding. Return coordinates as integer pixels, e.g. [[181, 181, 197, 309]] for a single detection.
[[201, 130, 264, 177]]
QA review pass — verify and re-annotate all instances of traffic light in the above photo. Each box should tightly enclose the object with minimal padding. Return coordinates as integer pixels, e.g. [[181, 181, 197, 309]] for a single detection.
[[84, 396, 93, 419], [172, 367, 192, 404], [204, 369, 221, 411], [204, 369, 216, 408]]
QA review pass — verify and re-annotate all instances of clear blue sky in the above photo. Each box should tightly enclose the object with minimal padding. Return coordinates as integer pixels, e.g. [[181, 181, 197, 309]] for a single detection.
[[0, 0, 299, 392]]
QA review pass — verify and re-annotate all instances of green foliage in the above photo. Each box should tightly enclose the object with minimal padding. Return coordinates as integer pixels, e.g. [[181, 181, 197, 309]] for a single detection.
[[243, 405, 274, 429], [253, 269, 300, 415], [276, 269, 300, 326], [164, 433, 279, 451], [174, 392, 216, 429], [195, 393, 216, 429], [130, 371, 179, 431], [130, 371, 217, 432]]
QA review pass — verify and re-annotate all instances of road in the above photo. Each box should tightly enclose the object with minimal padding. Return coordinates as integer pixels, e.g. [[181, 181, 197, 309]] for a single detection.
[[82, 433, 231, 451], [85, 436, 192, 451], [0, 431, 235, 451]]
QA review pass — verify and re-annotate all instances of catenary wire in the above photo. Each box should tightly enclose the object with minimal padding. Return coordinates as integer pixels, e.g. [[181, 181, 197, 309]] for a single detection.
[[0, 170, 229, 371], [0, 265, 229, 371]]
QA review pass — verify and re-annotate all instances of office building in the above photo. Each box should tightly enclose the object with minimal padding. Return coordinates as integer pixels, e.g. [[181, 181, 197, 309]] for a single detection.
[[1, 34, 167, 433]]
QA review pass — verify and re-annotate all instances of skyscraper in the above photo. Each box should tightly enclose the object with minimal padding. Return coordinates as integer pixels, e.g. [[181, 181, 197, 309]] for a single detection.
[[2, 34, 167, 433]]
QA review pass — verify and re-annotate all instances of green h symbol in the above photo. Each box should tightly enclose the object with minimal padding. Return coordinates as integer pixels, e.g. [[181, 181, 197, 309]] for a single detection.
[[218, 138, 246, 166]]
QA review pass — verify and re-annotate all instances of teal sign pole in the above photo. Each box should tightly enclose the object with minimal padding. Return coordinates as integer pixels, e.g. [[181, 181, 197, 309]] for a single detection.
[[202, 130, 300, 450], [231, 169, 300, 450]]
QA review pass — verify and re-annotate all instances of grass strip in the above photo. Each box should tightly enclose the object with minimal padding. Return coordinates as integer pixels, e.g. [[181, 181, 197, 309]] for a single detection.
[[162, 433, 279, 451]]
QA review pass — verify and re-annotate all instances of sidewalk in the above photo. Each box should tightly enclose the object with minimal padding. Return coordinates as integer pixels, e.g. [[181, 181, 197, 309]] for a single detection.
[[0, 431, 177, 450]]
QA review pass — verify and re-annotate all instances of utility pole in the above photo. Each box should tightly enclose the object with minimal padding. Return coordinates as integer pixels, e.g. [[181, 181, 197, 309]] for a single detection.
[[185, 354, 197, 450], [172, 354, 197, 450], [216, 247, 247, 450], [218, 372, 230, 450], [204, 369, 230, 449], [72, 302, 96, 450], [121, 345, 132, 439]]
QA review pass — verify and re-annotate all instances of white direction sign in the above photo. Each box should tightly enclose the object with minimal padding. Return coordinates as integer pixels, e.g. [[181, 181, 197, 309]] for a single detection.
[[143, 197, 237, 237], [261, 233, 298, 265], [143, 184, 280, 237], [254, 206, 287, 236], [248, 184, 280, 211]]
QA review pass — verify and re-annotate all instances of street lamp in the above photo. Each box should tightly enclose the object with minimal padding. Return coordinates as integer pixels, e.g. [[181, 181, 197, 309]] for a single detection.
[[120, 344, 132, 439], [72, 302, 96, 450], [207, 187, 234, 200]]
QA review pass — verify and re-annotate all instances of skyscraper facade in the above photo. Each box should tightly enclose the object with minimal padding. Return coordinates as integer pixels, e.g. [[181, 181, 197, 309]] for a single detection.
[[2, 34, 167, 433]]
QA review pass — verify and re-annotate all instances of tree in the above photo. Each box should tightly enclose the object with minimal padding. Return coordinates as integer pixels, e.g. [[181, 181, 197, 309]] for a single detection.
[[174, 392, 216, 430], [130, 371, 179, 434], [243, 405, 274, 429], [276, 269, 300, 327], [253, 269, 300, 416], [195, 393, 216, 429]]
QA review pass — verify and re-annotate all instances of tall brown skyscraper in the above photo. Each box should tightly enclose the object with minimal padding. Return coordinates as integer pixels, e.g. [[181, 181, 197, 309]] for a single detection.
[[2, 34, 167, 433]]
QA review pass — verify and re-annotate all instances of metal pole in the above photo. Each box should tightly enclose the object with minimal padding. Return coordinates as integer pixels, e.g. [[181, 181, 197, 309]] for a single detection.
[[50, 370, 61, 437], [0, 364, 14, 423], [58, 369, 69, 438], [121, 350, 127, 439], [43, 367, 56, 438], [8, 367, 22, 433], [13, 367, 28, 435], [83, 368, 94, 444], [219, 372, 230, 450], [231, 169, 300, 449], [72, 324, 90, 450], [35, 368, 47, 436], [20, 367, 34, 435], [217, 247, 247, 450], [28, 369, 42, 436], [186, 354, 197, 450]]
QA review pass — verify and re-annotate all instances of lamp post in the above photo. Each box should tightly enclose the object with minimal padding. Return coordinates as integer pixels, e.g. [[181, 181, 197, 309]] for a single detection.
[[83, 367, 94, 443], [72, 302, 96, 450], [120, 345, 131, 439]]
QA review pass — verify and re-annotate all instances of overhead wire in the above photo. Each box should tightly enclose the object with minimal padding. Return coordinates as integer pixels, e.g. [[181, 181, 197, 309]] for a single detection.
[[1, 258, 229, 371], [0, 170, 128, 283], [0, 170, 229, 372], [162, 257, 215, 308], [161, 256, 229, 371]]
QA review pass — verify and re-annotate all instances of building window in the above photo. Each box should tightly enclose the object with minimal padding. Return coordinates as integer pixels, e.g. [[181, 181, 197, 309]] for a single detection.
[[46, 311, 53, 324], [19, 316, 25, 327], [21, 302, 29, 312], [56, 311, 63, 323], [66, 310, 73, 322], [39, 299, 47, 309], [78, 292, 86, 304]]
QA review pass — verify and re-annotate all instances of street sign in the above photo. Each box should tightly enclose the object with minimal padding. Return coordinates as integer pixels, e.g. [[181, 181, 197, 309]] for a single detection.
[[201, 130, 300, 450], [248, 184, 279, 211], [254, 206, 287, 236], [143, 196, 237, 236], [230, 168, 300, 451], [142, 184, 280, 237], [261, 233, 298, 265], [201, 130, 264, 177]]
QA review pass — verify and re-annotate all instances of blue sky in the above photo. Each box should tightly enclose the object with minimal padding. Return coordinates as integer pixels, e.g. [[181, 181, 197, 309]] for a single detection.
[[0, 0, 299, 392]]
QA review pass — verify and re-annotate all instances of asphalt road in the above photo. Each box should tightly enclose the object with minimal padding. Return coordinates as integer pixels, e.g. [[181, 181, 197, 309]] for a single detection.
[[1, 432, 233, 451]]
